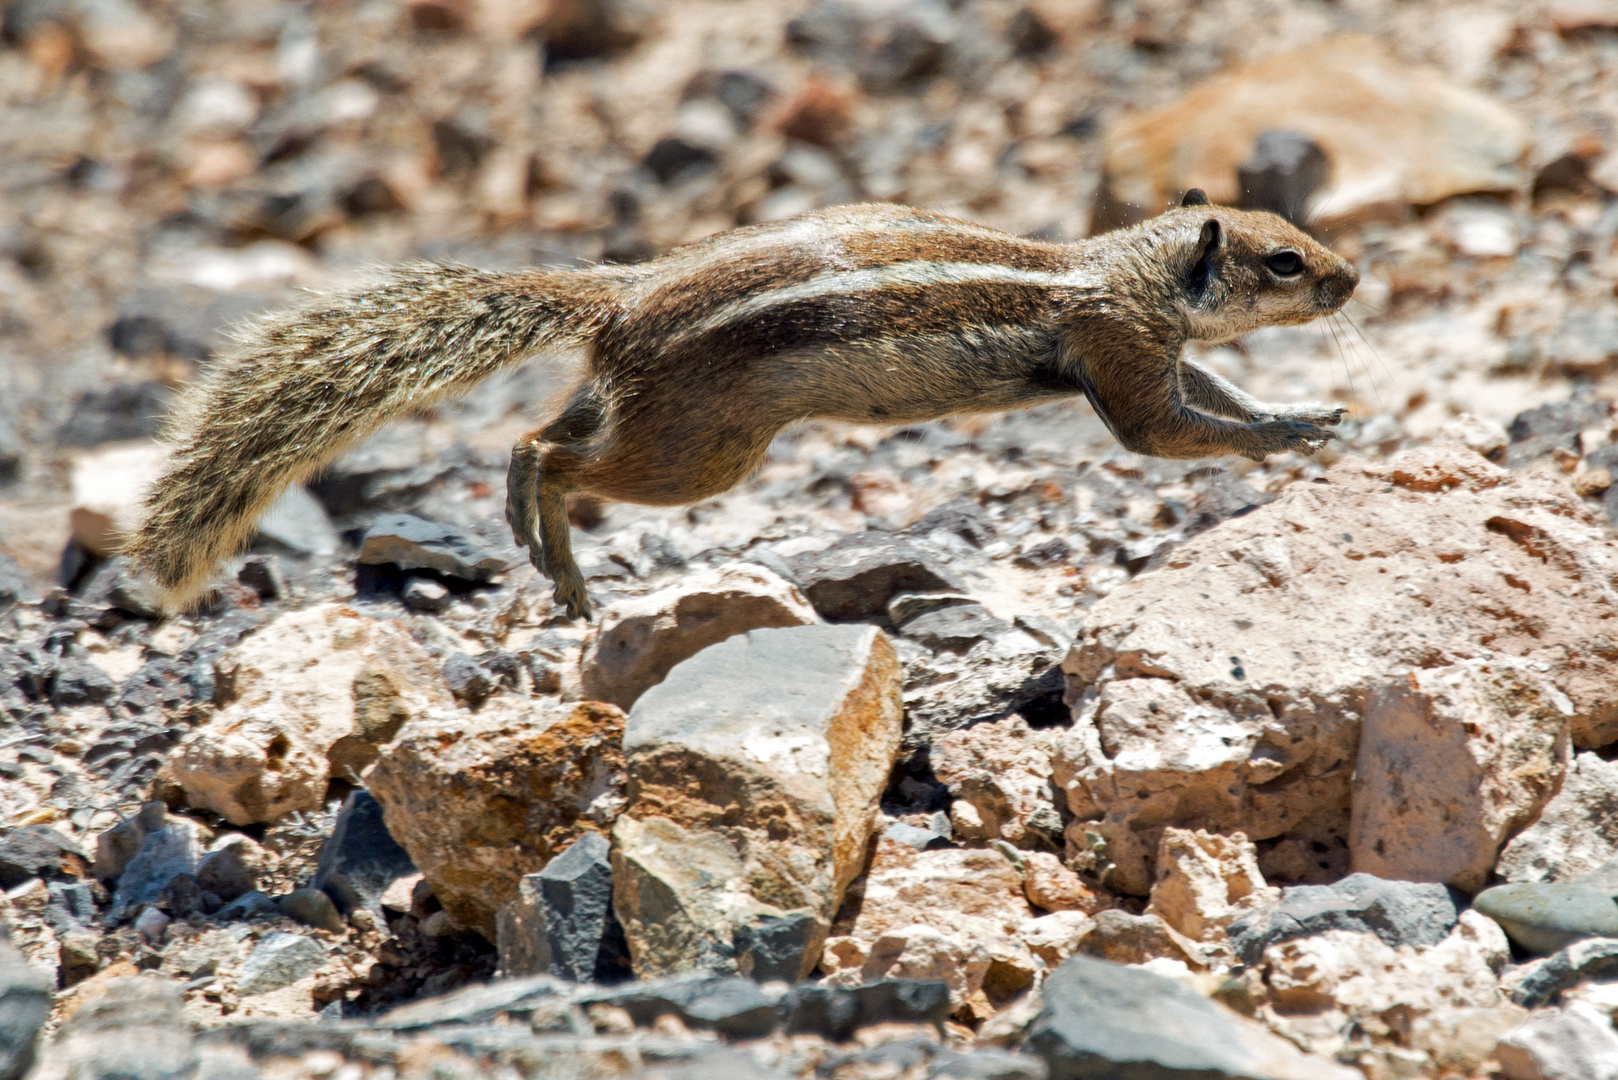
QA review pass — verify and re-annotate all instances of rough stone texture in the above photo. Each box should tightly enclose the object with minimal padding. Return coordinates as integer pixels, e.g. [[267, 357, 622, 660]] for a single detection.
[[1024, 954, 1361, 1080], [933, 716, 1062, 852], [1056, 447, 1618, 895], [311, 789, 417, 917], [0, 939, 50, 1080], [1077, 909, 1211, 968], [820, 838, 1034, 1012], [1147, 828, 1277, 944], [1497, 753, 1618, 885], [1508, 938, 1618, 1008], [1496, 1001, 1618, 1080], [497, 874, 553, 979], [1022, 852, 1101, 914], [1474, 883, 1618, 956], [0, 827, 84, 891], [613, 624, 902, 980], [787, 533, 964, 622], [368, 697, 627, 941], [169, 603, 454, 825], [1097, 35, 1528, 229], [533, 832, 624, 983], [902, 619, 1066, 748], [236, 932, 326, 996], [359, 512, 508, 581], [1228, 873, 1460, 967], [1017, 911, 1096, 968], [108, 816, 200, 922], [1351, 662, 1570, 891], [581, 564, 817, 710], [27, 976, 195, 1080], [195, 833, 268, 903]]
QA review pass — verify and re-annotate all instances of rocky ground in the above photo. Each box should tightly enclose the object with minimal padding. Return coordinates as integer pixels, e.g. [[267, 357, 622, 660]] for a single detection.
[[7, 0, 1618, 1077]]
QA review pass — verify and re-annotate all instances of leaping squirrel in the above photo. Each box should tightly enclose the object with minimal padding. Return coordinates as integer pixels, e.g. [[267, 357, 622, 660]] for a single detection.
[[125, 191, 1358, 619]]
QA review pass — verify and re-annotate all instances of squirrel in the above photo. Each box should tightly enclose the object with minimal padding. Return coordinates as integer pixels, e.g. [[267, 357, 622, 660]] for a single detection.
[[125, 190, 1358, 620]]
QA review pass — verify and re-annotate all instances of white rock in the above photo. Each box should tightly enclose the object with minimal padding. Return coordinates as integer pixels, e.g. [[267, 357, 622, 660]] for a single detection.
[[1496, 753, 1618, 885], [68, 441, 165, 556], [1146, 828, 1277, 943], [933, 715, 1062, 850], [1496, 1000, 1618, 1080]]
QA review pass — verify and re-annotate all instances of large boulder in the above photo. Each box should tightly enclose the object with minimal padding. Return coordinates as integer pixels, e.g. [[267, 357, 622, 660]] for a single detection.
[[368, 696, 628, 940], [612, 624, 903, 980], [1055, 447, 1617, 895], [168, 604, 454, 824], [581, 564, 818, 709]]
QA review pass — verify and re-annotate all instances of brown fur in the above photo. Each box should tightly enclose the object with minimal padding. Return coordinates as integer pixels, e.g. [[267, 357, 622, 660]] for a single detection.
[[126, 199, 1357, 618]]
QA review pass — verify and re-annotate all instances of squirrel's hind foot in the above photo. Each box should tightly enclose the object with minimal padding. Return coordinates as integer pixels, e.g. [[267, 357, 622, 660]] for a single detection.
[[1269, 403, 1347, 427], [1244, 418, 1338, 461]]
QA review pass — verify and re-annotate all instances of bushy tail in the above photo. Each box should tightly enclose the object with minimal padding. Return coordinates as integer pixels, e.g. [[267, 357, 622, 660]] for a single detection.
[[124, 263, 619, 606]]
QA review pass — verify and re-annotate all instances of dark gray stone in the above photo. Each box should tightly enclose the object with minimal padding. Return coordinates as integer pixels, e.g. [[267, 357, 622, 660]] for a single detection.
[[1025, 955, 1336, 1080], [279, 888, 345, 933], [0, 939, 51, 1080], [109, 817, 201, 922], [1236, 130, 1328, 225], [237, 555, 285, 601], [0, 825, 84, 889], [312, 790, 417, 917], [0, 555, 34, 608], [583, 974, 782, 1039], [93, 802, 167, 882], [537, 832, 627, 984], [1510, 938, 1618, 1008], [375, 974, 570, 1030], [898, 603, 1010, 653], [57, 381, 173, 447], [1507, 396, 1611, 467], [216, 890, 279, 921], [256, 486, 339, 557], [442, 653, 495, 706], [782, 984, 860, 1040], [237, 932, 326, 996], [46, 880, 96, 930], [359, 513, 508, 582], [733, 910, 819, 983], [50, 656, 118, 707], [196, 838, 259, 902], [859, 3, 956, 91], [788, 533, 964, 622], [1227, 873, 1460, 966], [852, 979, 953, 1028], [161, 873, 203, 917], [1475, 882, 1618, 956]]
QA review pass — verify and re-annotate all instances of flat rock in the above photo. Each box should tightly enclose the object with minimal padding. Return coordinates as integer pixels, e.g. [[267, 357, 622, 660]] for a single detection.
[[1023, 954, 1360, 1080], [311, 789, 417, 917], [1495, 1000, 1618, 1080], [581, 564, 817, 710], [169, 603, 453, 824], [1055, 447, 1618, 895], [0, 826, 85, 890], [613, 624, 903, 979], [0, 939, 50, 1080], [237, 932, 326, 996], [368, 697, 627, 940], [1228, 873, 1459, 967], [787, 533, 964, 622], [1096, 35, 1528, 229], [1474, 884, 1618, 957], [1509, 938, 1618, 1008], [359, 512, 508, 582], [376, 974, 568, 1030], [1496, 753, 1618, 885], [583, 974, 781, 1039]]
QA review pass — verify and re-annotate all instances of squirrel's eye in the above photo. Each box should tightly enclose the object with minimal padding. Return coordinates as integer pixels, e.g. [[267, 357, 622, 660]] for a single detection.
[[1266, 251, 1303, 276]]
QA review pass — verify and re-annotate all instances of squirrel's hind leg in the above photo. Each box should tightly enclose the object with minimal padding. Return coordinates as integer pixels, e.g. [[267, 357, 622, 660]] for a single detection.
[[505, 383, 608, 620]]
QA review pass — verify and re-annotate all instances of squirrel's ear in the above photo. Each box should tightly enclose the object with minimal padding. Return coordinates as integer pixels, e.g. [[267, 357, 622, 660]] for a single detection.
[[1182, 188, 1210, 207], [1188, 218, 1221, 295]]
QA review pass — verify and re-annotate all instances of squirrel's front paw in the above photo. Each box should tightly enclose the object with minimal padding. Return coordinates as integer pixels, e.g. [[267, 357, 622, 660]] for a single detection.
[[554, 571, 593, 621], [1246, 418, 1337, 460]]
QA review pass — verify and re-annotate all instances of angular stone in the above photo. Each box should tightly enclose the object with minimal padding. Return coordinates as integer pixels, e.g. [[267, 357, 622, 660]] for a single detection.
[[1228, 873, 1460, 967], [1055, 448, 1618, 896], [27, 976, 195, 1080], [613, 624, 902, 978], [237, 932, 325, 996], [1147, 829, 1276, 944], [216, 890, 279, 921], [311, 789, 416, 917], [497, 875, 553, 979], [1474, 884, 1618, 957], [279, 887, 345, 933], [905, 623, 1066, 747], [535, 832, 622, 983], [1095, 36, 1528, 230], [1022, 852, 1101, 914], [1351, 662, 1569, 891], [1509, 938, 1618, 1008], [1018, 911, 1096, 968], [1496, 753, 1618, 885], [195, 833, 268, 903], [581, 564, 817, 710], [368, 697, 627, 940], [1496, 1000, 1618, 1080], [255, 485, 338, 557], [1024, 955, 1361, 1080], [787, 533, 964, 622], [109, 816, 200, 922], [899, 602, 1011, 653], [375, 974, 569, 1030], [934, 716, 1062, 852], [359, 512, 508, 582], [169, 603, 454, 824], [93, 802, 167, 883], [0, 939, 50, 1080], [1077, 910, 1209, 968], [583, 974, 781, 1039], [0, 826, 84, 890]]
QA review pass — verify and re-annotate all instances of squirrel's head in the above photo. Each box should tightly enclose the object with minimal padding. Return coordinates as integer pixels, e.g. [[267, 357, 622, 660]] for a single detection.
[[1149, 190, 1359, 342]]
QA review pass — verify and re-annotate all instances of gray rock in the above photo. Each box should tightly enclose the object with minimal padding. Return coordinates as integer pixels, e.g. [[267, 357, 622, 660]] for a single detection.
[[781, 983, 861, 1040], [237, 554, 286, 601], [1235, 130, 1328, 225], [109, 816, 201, 922], [1024, 955, 1359, 1080], [0, 555, 32, 608], [1496, 1000, 1618, 1079], [78, 558, 164, 620], [57, 381, 173, 447], [359, 513, 508, 582], [1510, 938, 1618, 1009], [160, 872, 202, 917], [537, 832, 623, 983], [931, 1050, 1049, 1080], [195, 835, 262, 902], [898, 602, 1010, 653], [905, 501, 996, 549], [734, 910, 821, 982], [93, 802, 167, 882], [1227, 873, 1459, 966], [376, 974, 571, 1030], [50, 656, 118, 707], [1474, 883, 1618, 956], [582, 974, 782, 1039], [255, 486, 339, 557], [311, 790, 416, 917], [237, 932, 326, 996], [882, 821, 952, 851], [852, 979, 954, 1027], [216, 890, 279, 921], [0, 939, 51, 1080], [0, 825, 84, 890], [279, 887, 345, 933], [788, 533, 964, 622], [401, 577, 452, 612], [1507, 396, 1611, 467], [441, 652, 495, 706], [46, 880, 96, 929], [26, 975, 195, 1080], [497, 875, 553, 979]]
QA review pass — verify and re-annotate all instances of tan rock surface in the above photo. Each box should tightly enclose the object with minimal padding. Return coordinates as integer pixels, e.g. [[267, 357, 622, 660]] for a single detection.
[[1056, 446, 1618, 895], [1496, 752, 1618, 885], [612, 624, 902, 978], [1352, 662, 1570, 891], [1022, 851, 1102, 914], [580, 564, 818, 710], [367, 696, 627, 940], [169, 604, 453, 825], [1097, 35, 1529, 228], [933, 715, 1062, 851], [1146, 829, 1278, 944]]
